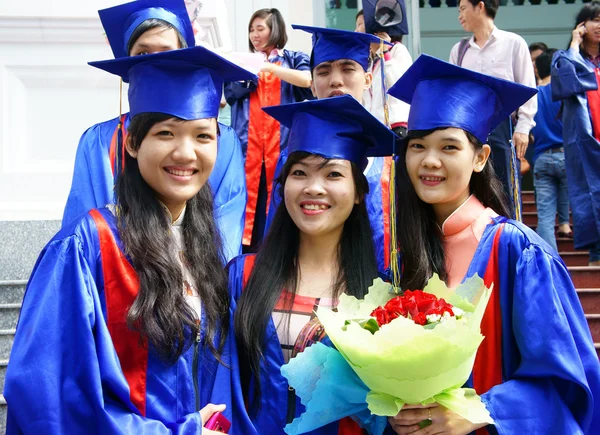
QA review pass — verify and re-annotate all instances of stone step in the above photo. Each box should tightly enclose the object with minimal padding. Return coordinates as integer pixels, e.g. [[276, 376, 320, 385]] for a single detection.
[[587, 314, 600, 343], [0, 359, 7, 412], [562, 252, 592, 267], [0, 281, 26, 305], [558, 238, 576, 253], [578, 289, 600, 313], [522, 191, 534, 203], [0, 330, 15, 362], [0, 394, 5, 434], [522, 201, 536, 214], [0, 305, 20, 330], [522, 211, 572, 228], [570, 267, 600, 289]]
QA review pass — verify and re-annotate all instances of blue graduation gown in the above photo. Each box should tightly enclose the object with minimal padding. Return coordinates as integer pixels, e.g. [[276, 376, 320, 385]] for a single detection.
[[264, 151, 392, 277], [5, 208, 255, 435], [463, 217, 600, 433], [62, 114, 246, 262], [551, 48, 600, 250], [224, 49, 314, 247], [228, 254, 367, 435]]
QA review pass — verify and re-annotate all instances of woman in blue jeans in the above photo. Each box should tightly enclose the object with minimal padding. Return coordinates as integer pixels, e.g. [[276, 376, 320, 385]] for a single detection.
[[532, 49, 572, 253]]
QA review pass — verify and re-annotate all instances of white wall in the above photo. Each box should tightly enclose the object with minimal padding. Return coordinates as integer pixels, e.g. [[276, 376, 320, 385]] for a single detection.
[[0, 0, 233, 221]]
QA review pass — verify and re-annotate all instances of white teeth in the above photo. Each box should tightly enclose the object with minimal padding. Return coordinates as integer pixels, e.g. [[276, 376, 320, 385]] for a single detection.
[[422, 176, 444, 181], [301, 204, 329, 210], [167, 169, 194, 176]]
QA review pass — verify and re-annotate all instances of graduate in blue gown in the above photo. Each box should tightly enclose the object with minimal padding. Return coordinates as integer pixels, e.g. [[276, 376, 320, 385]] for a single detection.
[[265, 26, 396, 277], [4, 46, 257, 434], [387, 55, 600, 434], [229, 95, 398, 434], [62, 0, 246, 262], [551, 3, 600, 264]]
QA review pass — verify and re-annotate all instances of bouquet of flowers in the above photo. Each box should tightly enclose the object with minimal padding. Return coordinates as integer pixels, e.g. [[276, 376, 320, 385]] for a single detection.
[[280, 274, 495, 435]]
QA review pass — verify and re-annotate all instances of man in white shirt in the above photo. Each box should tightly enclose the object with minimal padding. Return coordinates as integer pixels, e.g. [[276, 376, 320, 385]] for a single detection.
[[450, 0, 537, 216]]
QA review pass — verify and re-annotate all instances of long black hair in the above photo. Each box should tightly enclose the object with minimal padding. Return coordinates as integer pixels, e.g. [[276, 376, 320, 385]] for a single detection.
[[568, 2, 600, 54], [234, 151, 378, 409], [115, 112, 229, 363], [396, 128, 510, 290]]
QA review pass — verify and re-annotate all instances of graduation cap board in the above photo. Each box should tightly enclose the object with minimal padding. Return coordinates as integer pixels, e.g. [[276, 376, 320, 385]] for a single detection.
[[388, 54, 538, 144], [292, 24, 391, 71], [99, 0, 196, 59], [89, 46, 257, 120], [262, 95, 398, 170], [363, 0, 409, 37]]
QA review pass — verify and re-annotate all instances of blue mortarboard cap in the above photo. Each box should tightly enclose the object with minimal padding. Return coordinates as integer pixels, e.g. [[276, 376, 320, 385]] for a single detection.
[[89, 46, 257, 120], [262, 95, 397, 169], [99, 0, 195, 59], [292, 24, 390, 71], [388, 54, 538, 144], [363, 0, 408, 36]]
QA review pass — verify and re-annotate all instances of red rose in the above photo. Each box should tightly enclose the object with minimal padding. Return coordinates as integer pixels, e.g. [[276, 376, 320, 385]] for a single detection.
[[412, 312, 427, 326], [370, 290, 457, 327]]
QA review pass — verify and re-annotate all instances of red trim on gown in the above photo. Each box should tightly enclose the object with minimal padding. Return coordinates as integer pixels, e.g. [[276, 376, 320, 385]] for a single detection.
[[90, 209, 148, 415], [473, 224, 504, 435], [243, 66, 282, 246]]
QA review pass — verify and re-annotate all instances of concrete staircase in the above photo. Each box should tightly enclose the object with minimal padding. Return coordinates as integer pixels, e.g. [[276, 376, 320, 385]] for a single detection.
[[522, 191, 600, 358], [0, 220, 60, 432]]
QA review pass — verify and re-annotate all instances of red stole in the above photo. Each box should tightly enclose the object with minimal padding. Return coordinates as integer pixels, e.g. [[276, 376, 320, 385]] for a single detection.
[[243, 65, 283, 246], [473, 224, 505, 434], [90, 209, 148, 415]]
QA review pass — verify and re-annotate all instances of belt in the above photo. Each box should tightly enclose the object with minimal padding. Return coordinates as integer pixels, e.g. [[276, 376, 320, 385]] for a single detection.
[[543, 147, 564, 154]]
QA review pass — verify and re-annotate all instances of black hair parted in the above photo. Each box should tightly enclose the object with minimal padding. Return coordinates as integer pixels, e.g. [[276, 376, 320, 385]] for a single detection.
[[396, 128, 510, 290], [234, 151, 378, 412], [116, 112, 229, 364]]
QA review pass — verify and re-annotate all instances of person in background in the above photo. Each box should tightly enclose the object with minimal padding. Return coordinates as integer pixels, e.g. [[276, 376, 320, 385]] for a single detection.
[[355, 4, 412, 137], [388, 54, 600, 435], [552, 1, 600, 266], [531, 48, 572, 252], [450, 0, 537, 218], [529, 41, 548, 84], [5, 46, 257, 435], [224, 8, 313, 252], [230, 95, 397, 434], [62, 0, 247, 262], [266, 26, 398, 277]]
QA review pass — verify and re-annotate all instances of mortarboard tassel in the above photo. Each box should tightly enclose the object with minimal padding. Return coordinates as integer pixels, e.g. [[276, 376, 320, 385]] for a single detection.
[[377, 40, 401, 291]]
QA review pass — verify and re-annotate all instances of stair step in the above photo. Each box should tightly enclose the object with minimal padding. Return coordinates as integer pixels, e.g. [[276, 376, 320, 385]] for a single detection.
[[578, 289, 600, 313], [0, 281, 26, 305], [561, 252, 591, 267], [558, 238, 576, 253], [587, 314, 600, 343], [0, 394, 5, 434], [522, 212, 572, 228], [0, 360, 7, 404], [522, 191, 534, 202], [0, 304, 20, 330], [0, 330, 15, 362], [569, 267, 600, 289], [522, 201, 536, 214]]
